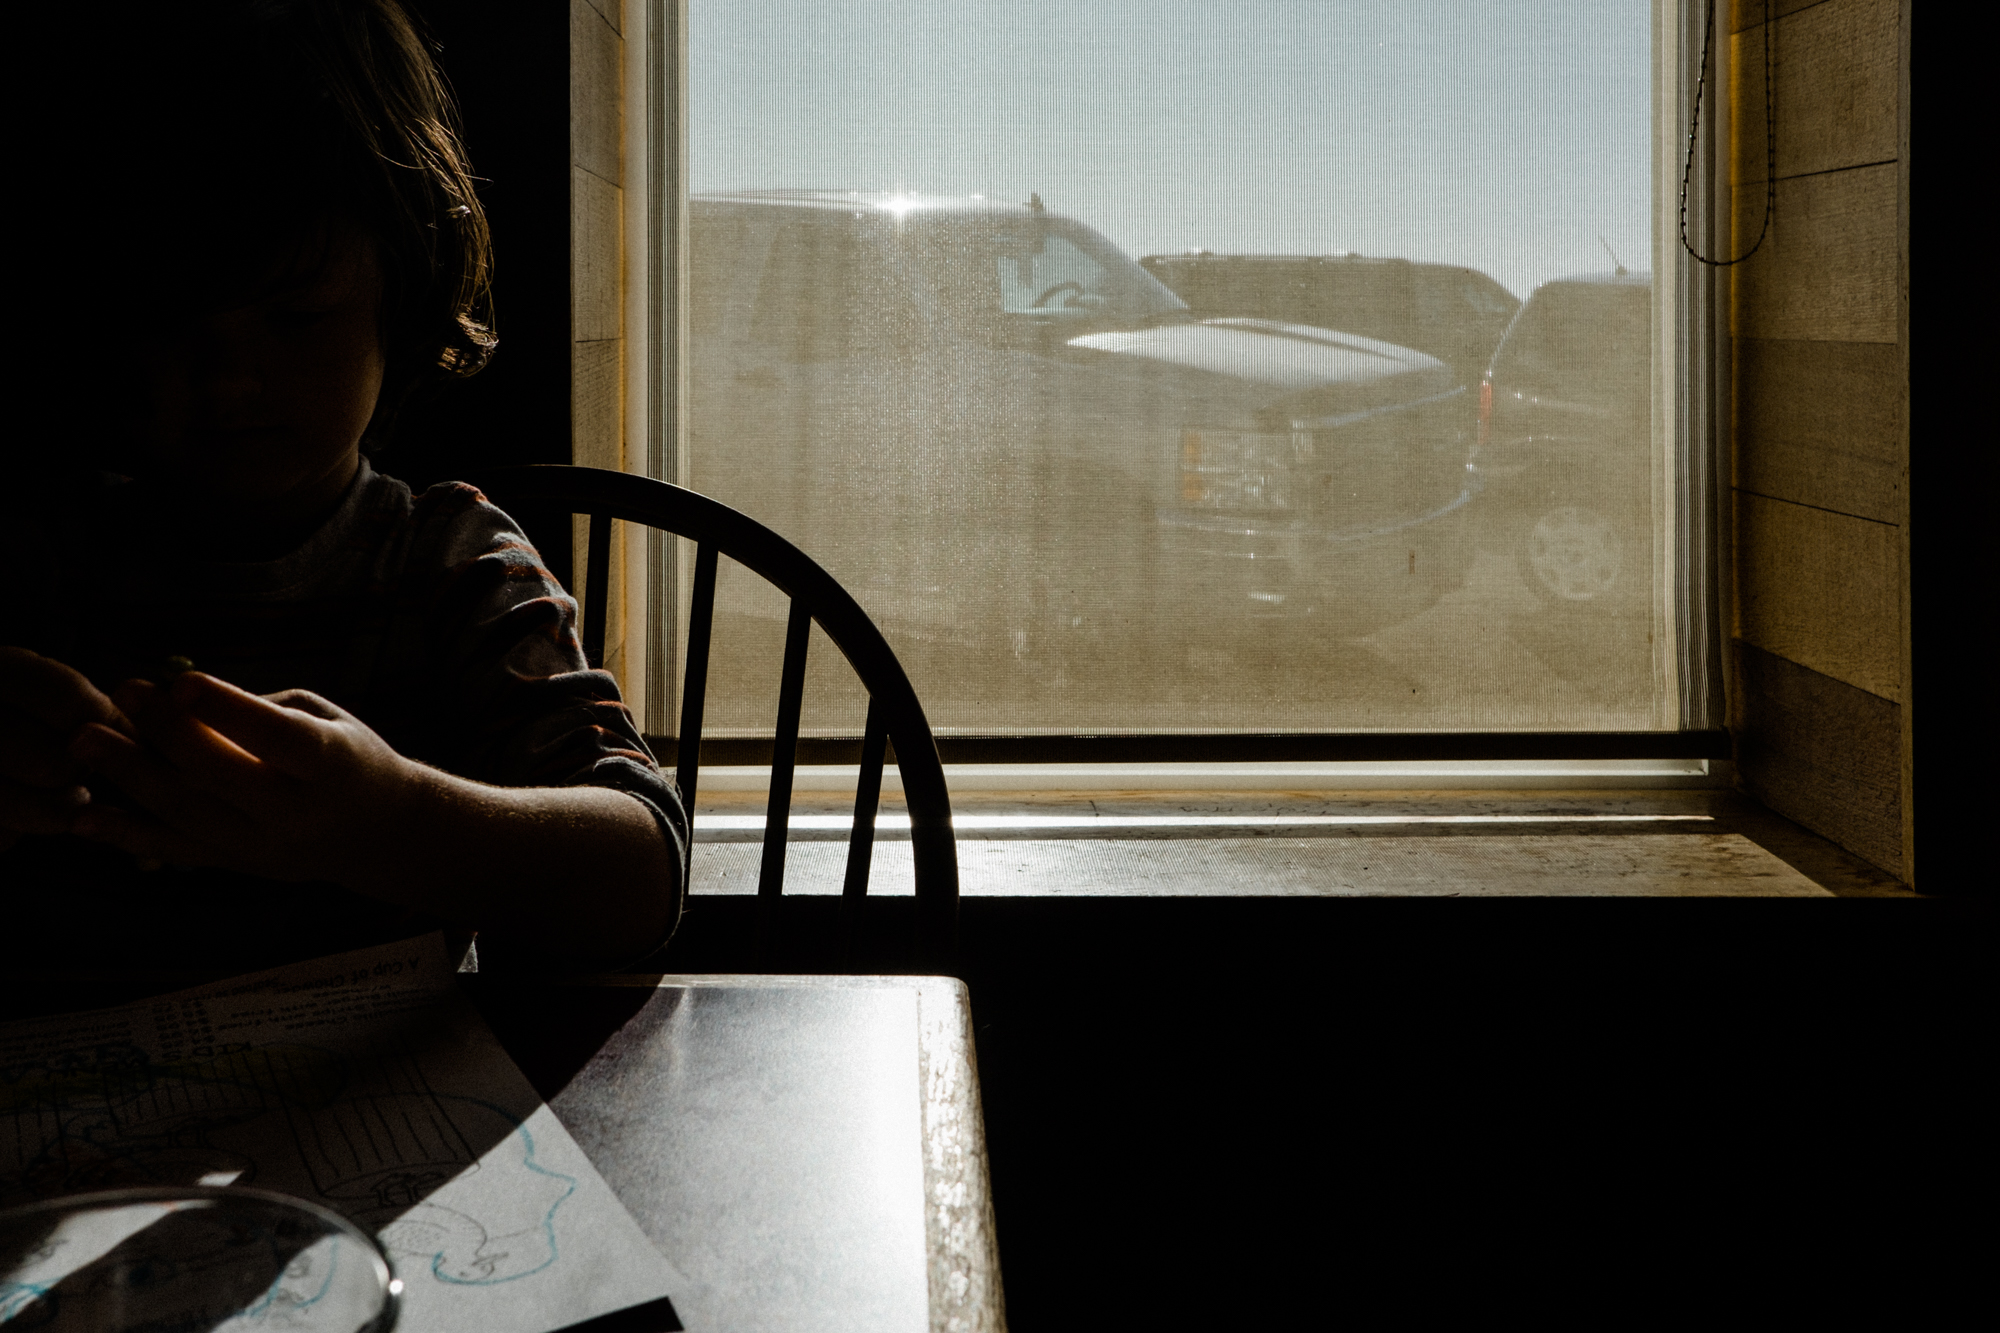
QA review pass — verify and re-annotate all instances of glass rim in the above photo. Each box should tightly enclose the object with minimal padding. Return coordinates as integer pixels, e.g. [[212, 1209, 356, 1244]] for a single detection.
[[2, 1183, 399, 1332]]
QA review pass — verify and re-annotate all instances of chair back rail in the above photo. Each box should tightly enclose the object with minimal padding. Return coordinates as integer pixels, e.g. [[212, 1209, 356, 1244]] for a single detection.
[[477, 466, 959, 970]]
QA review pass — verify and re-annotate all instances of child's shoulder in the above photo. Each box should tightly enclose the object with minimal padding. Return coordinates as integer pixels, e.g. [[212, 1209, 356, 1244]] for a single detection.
[[391, 472, 553, 584]]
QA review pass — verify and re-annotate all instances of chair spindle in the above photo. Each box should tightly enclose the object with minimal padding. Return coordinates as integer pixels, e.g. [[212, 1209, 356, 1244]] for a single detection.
[[842, 699, 887, 902], [582, 512, 612, 668], [676, 544, 719, 809], [757, 598, 813, 901], [838, 699, 888, 965]]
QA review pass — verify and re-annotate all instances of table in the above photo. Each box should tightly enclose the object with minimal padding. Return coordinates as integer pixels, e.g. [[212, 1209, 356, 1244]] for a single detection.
[[0, 969, 1004, 1333], [468, 974, 1005, 1333]]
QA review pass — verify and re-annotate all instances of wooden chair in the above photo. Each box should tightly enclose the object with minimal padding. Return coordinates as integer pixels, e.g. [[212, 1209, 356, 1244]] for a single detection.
[[476, 465, 959, 972]]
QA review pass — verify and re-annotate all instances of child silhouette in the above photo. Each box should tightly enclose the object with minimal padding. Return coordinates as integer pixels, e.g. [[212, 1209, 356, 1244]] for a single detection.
[[1, 0, 685, 971]]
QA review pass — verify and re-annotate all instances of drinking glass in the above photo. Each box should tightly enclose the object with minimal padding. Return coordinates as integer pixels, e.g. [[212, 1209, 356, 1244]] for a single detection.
[[1, 1185, 398, 1331]]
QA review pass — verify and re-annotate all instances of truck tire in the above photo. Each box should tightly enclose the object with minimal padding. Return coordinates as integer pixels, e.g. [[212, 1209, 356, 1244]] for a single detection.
[[1513, 498, 1648, 619]]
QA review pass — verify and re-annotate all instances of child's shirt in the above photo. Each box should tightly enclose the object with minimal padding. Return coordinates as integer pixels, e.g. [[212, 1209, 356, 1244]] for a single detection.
[[9, 460, 688, 969]]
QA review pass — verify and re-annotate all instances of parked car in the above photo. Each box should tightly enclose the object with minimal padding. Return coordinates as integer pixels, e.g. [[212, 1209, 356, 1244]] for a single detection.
[[1475, 270, 1653, 622], [687, 192, 1478, 695], [1138, 252, 1520, 387]]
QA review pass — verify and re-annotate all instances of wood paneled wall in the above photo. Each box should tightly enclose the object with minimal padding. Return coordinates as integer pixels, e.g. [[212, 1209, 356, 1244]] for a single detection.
[[1727, 0, 1909, 877], [571, 0, 630, 684]]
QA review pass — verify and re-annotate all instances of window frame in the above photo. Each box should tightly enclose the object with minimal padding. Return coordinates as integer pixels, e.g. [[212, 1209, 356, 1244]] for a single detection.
[[632, 0, 1728, 768]]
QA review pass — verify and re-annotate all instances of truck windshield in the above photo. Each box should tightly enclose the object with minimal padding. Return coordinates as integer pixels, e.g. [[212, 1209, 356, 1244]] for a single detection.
[[912, 216, 1189, 334]]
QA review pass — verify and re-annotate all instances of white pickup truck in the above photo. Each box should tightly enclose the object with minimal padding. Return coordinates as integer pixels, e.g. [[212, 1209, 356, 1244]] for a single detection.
[[688, 191, 1478, 690]]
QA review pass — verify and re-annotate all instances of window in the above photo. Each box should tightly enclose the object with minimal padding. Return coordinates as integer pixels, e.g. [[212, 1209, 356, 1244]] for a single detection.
[[661, 0, 1715, 747]]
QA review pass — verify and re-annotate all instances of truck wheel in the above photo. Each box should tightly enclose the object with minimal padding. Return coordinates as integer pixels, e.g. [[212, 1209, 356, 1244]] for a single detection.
[[1516, 502, 1643, 613]]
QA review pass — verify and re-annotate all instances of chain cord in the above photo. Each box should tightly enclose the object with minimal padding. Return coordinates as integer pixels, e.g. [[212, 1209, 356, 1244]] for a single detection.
[[1680, 0, 1775, 266]]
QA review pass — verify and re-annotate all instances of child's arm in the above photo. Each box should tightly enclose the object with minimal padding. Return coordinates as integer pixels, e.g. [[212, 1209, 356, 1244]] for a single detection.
[[67, 671, 679, 971]]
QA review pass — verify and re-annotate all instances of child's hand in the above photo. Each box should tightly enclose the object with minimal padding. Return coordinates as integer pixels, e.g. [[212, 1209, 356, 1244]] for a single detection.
[[0, 648, 131, 852], [64, 670, 677, 969], [67, 672, 426, 884]]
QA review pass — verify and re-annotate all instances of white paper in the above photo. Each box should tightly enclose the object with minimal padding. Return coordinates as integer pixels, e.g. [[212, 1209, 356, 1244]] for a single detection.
[[0, 935, 685, 1333]]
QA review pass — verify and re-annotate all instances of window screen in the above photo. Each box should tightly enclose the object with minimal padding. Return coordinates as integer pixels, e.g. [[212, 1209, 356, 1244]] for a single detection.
[[685, 0, 1667, 737]]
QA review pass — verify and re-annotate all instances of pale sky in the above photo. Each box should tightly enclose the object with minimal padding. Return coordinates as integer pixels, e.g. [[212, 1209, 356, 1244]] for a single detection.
[[690, 0, 1654, 300]]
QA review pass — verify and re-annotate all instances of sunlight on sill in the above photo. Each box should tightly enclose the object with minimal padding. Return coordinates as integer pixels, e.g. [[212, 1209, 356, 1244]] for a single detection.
[[698, 811, 1716, 833], [694, 759, 1726, 792]]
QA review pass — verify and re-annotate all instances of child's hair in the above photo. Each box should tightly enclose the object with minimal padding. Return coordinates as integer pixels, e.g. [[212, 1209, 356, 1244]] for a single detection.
[[69, 1, 495, 458]]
